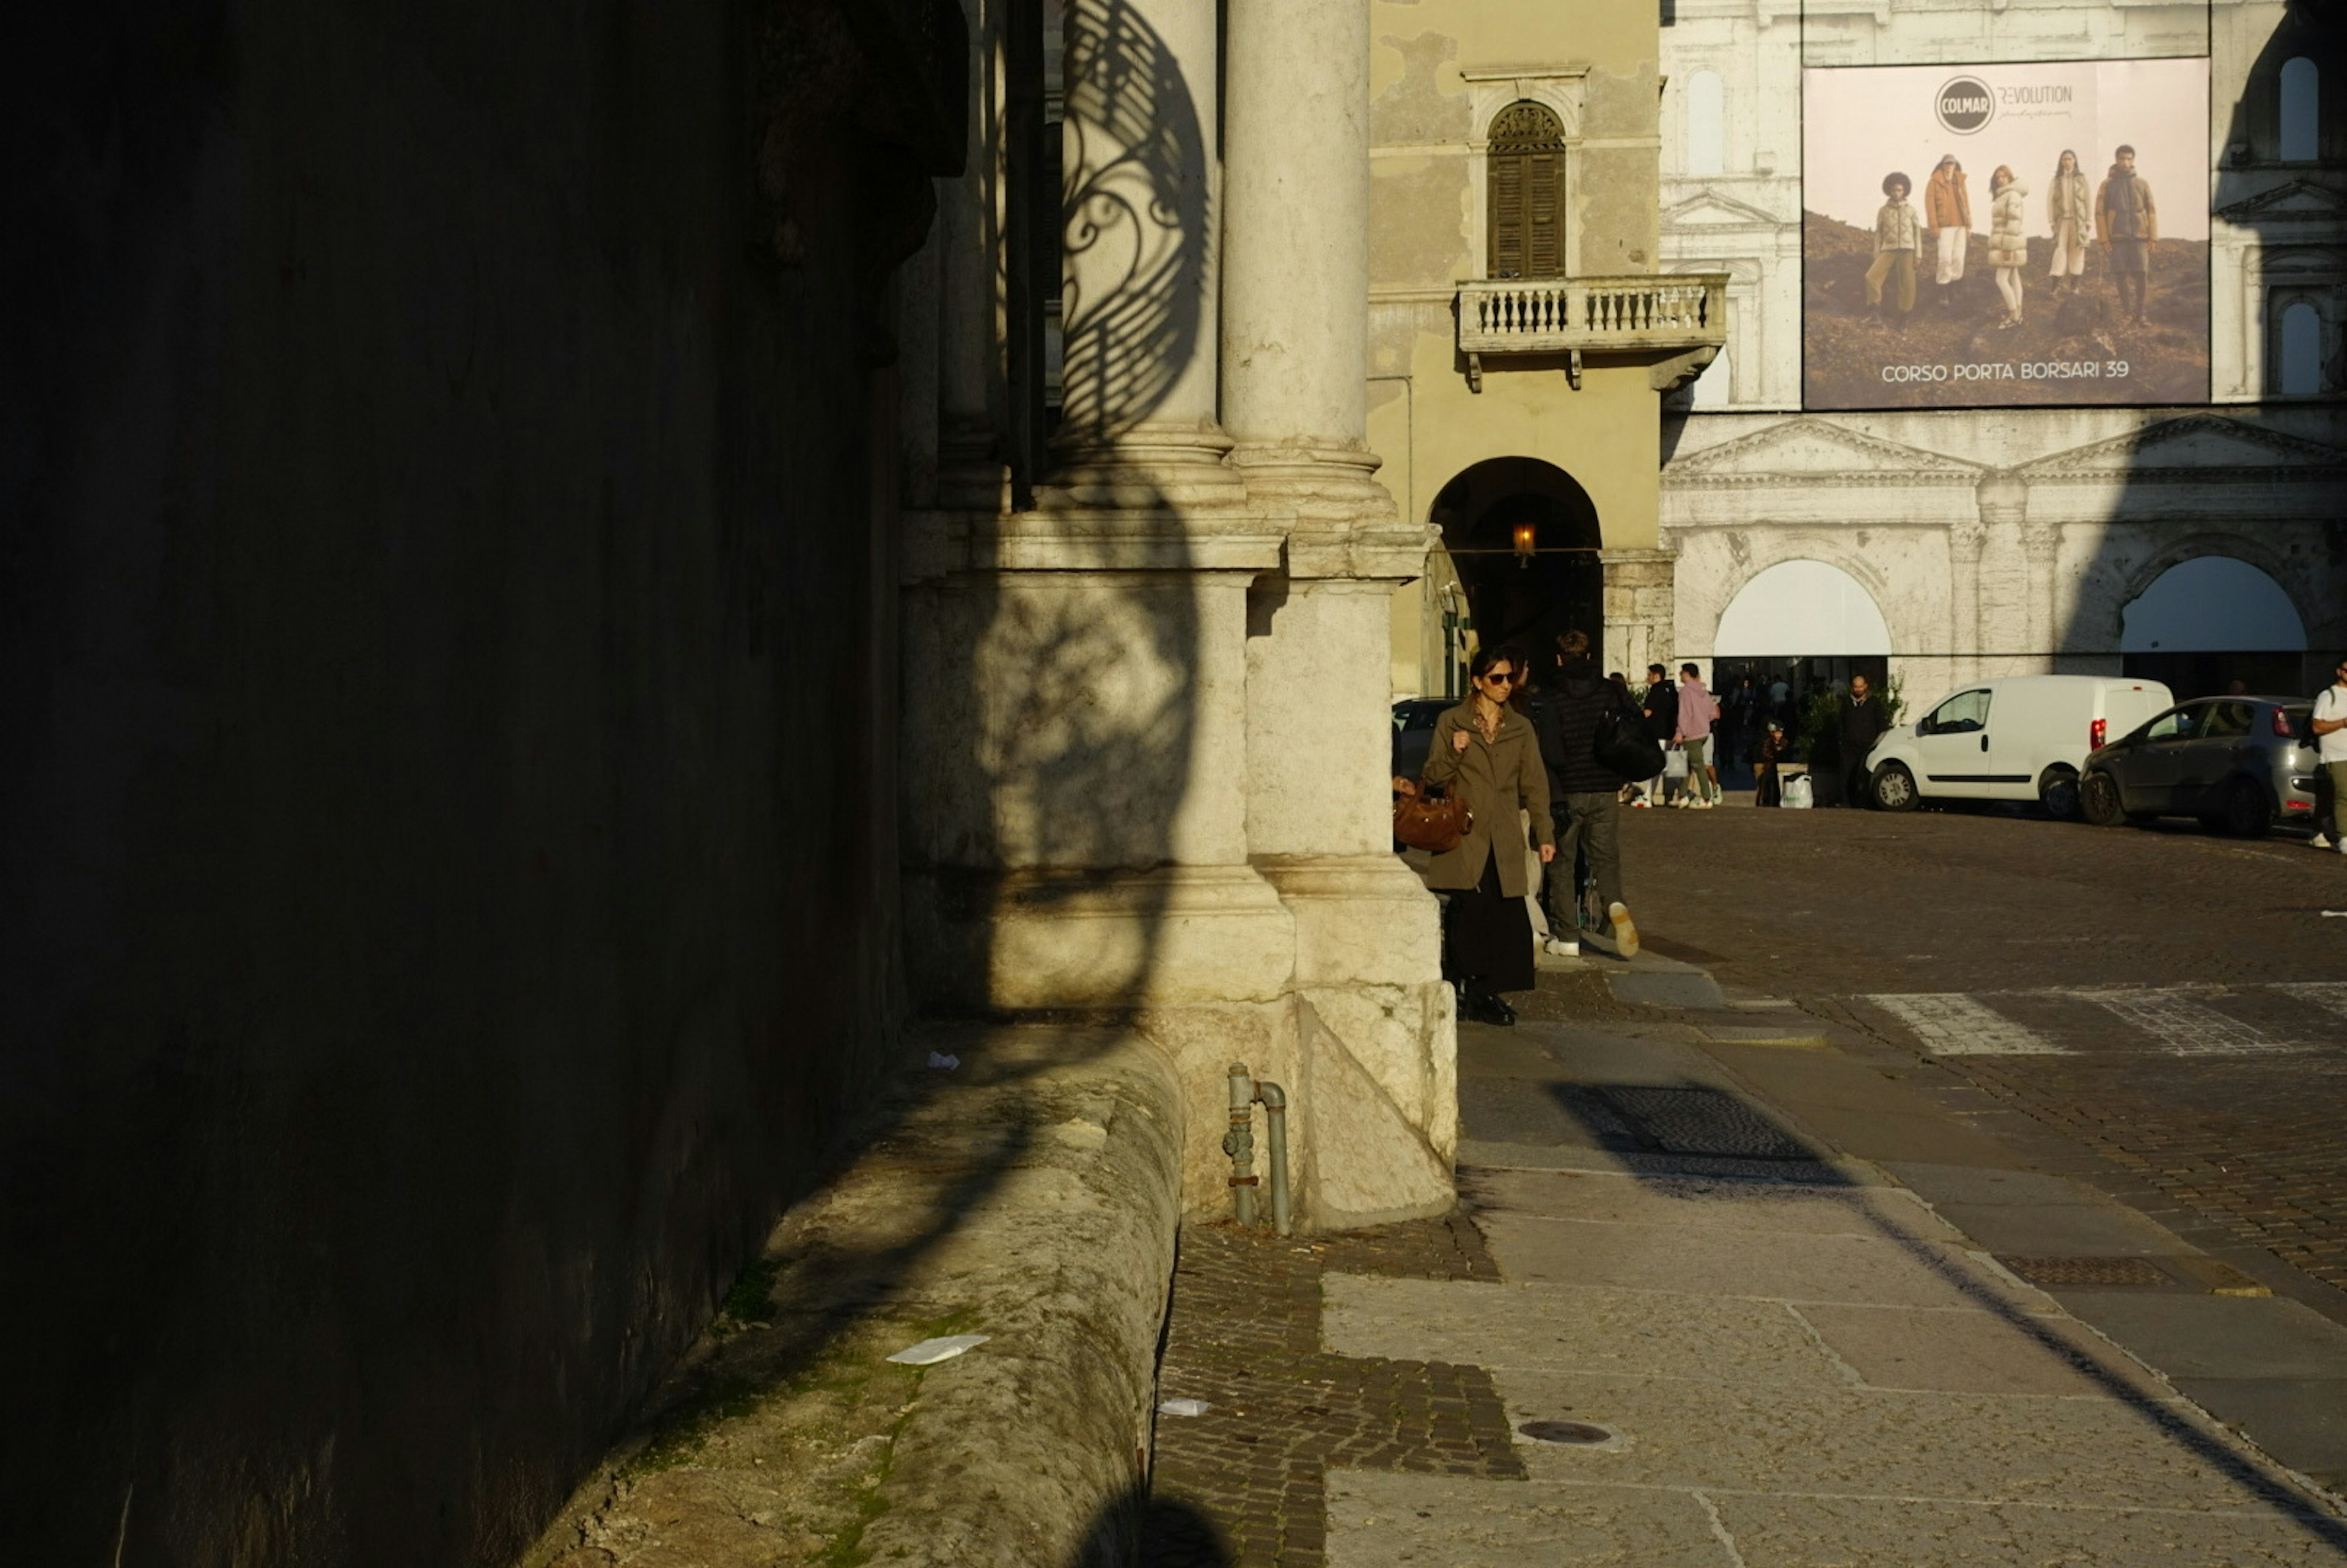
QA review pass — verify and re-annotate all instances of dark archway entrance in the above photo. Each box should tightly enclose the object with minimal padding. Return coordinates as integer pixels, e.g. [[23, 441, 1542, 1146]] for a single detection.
[[1431, 458, 1604, 681]]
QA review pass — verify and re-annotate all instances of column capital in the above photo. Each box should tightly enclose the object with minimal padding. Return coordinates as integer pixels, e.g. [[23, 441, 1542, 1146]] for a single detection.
[[1974, 472, 2030, 527]]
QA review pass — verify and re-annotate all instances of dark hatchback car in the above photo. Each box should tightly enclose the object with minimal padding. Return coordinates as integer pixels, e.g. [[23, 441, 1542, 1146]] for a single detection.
[[2079, 695, 2320, 836], [1392, 698, 1453, 783]]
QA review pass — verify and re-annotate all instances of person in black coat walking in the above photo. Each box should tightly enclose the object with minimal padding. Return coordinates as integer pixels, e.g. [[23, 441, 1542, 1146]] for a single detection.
[[1529, 632, 1641, 956], [1838, 673, 1889, 808], [1636, 662, 1677, 808]]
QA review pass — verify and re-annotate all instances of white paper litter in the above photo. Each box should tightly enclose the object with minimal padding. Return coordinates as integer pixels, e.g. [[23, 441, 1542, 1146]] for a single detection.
[[886, 1333, 989, 1366], [927, 1051, 961, 1069], [1156, 1398, 1211, 1417], [2324, 910, 2347, 918]]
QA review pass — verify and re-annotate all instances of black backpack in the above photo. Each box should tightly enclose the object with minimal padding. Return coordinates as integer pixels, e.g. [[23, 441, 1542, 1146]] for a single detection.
[[1593, 690, 1666, 781]]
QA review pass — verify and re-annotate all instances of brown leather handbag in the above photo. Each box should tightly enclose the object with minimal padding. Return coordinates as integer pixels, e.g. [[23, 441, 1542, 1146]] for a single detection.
[[1393, 783, 1472, 853]]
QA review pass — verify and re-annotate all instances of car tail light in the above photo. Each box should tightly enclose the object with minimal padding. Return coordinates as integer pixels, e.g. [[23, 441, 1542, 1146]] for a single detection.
[[2089, 718, 2107, 751], [2273, 708, 2295, 738]]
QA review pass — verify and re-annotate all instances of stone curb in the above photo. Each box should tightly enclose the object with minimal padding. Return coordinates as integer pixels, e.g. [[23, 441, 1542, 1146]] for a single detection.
[[519, 1025, 1185, 1568]]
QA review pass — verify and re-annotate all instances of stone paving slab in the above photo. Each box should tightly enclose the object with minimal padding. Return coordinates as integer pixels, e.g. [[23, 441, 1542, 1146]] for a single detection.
[[1882, 1160, 2110, 1207], [1495, 1369, 2288, 1514], [1461, 1167, 1960, 1240], [2048, 1292, 2347, 1382], [1607, 970, 1731, 1009], [2170, 1378, 2347, 1489], [1326, 1471, 1732, 1567], [1480, 1211, 2055, 1313], [1930, 1198, 2189, 1257], [1791, 1302, 2172, 1398], [1708, 1492, 2347, 1567], [1321, 1277, 1846, 1393]]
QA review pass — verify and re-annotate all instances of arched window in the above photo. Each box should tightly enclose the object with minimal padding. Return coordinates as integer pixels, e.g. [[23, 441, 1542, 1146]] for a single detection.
[[2280, 300, 2322, 394], [1686, 71, 1725, 177], [1487, 101, 1567, 279], [2279, 57, 2318, 161]]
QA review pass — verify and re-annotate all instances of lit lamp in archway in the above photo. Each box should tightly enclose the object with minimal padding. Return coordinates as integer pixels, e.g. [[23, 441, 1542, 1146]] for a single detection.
[[1512, 521, 1536, 568]]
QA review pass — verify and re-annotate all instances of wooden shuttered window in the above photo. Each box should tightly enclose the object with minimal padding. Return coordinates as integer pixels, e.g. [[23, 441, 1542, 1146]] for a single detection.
[[1486, 101, 1566, 279]]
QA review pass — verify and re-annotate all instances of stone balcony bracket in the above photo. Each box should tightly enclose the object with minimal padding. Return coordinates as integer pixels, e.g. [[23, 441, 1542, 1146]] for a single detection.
[[1456, 273, 1730, 392]]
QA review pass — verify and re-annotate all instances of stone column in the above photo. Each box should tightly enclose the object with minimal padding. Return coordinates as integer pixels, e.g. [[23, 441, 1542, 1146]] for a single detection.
[[1225, 0, 1431, 862], [1601, 548, 1679, 680], [1946, 516, 1986, 691], [1974, 475, 2029, 681], [1220, 0, 1451, 1229], [2022, 519, 2064, 673]]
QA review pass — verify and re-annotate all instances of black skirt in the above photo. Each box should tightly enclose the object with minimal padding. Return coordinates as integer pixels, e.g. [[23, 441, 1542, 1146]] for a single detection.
[[1441, 851, 1534, 994]]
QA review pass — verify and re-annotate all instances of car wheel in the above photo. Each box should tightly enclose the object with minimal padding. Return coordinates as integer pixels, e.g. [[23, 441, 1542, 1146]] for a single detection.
[[2038, 766, 2081, 820], [2219, 777, 2271, 838], [2079, 771, 2126, 827], [1872, 761, 1919, 811]]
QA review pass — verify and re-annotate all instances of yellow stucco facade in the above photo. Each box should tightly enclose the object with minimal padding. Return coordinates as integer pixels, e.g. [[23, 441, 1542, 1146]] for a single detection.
[[1367, 0, 1722, 696]]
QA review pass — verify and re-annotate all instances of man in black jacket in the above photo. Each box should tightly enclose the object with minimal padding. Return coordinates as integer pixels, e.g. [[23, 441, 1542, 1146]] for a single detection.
[[1838, 673, 1889, 808], [1637, 662, 1677, 808], [1530, 632, 1640, 958]]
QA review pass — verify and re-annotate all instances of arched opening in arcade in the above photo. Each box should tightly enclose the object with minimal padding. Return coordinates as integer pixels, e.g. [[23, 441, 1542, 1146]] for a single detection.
[[2120, 555, 2309, 699], [1429, 458, 1604, 686], [1713, 560, 1893, 784]]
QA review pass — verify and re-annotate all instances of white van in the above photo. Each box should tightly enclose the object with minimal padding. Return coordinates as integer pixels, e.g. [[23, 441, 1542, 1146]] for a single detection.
[[1865, 675, 2174, 817]]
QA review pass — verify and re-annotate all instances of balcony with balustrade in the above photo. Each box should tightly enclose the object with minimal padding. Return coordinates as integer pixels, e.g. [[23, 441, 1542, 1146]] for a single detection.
[[1456, 273, 1730, 392]]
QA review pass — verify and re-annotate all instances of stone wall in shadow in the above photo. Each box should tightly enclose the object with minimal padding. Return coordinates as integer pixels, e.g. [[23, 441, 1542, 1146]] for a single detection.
[[0, 1, 961, 1562]]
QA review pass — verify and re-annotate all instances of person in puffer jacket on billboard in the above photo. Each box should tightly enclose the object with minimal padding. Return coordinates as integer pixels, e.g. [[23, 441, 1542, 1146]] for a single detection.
[[1987, 165, 2030, 328], [1923, 155, 1971, 308]]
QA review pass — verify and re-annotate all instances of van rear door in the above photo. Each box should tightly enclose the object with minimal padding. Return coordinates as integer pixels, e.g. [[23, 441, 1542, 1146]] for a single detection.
[[2101, 682, 2173, 743]]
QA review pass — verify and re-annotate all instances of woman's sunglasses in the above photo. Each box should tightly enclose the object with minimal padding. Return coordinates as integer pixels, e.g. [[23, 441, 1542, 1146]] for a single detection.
[[1478, 671, 1517, 686]]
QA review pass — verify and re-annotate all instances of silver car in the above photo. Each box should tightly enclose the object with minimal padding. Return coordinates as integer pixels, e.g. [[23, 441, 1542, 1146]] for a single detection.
[[2078, 695, 2321, 836]]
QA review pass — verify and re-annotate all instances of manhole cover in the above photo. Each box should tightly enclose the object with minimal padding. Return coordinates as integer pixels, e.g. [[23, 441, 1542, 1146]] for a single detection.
[[1518, 1420, 1613, 1445], [1597, 1086, 1812, 1159], [1996, 1255, 2170, 1288]]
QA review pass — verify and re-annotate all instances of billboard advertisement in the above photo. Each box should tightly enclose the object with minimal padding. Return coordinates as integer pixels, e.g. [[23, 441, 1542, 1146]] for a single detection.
[[1801, 58, 2209, 411]]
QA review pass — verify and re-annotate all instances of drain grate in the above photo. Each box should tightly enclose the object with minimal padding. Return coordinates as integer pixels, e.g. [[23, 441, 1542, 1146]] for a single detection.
[[1596, 1086, 1813, 1159], [1996, 1255, 2171, 1288]]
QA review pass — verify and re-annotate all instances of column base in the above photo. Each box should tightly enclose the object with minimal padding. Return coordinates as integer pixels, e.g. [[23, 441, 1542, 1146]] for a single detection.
[[1254, 854, 1441, 988]]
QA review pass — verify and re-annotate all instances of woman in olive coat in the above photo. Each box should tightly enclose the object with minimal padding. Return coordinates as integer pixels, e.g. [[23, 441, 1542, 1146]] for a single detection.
[[1420, 645, 1554, 1024]]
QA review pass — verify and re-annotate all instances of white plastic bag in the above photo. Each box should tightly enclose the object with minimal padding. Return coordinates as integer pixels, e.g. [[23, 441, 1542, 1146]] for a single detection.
[[1783, 773, 1813, 809], [1664, 746, 1689, 781]]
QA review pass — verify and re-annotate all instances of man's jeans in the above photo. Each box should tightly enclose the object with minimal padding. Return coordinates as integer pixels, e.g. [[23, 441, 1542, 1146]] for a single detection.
[[1543, 792, 1625, 937], [1683, 736, 1714, 802], [2326, 760, 2347, 843]]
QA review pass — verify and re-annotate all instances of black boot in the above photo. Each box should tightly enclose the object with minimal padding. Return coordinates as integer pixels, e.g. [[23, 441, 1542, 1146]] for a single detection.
[[1465, 986, 1516, 1027]]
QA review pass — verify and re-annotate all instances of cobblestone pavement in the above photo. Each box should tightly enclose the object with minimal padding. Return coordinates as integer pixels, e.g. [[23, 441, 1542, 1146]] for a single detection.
[[1140, 1218, 1518, 1567], [1617, 803, 2347, 1294]]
